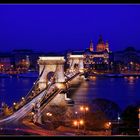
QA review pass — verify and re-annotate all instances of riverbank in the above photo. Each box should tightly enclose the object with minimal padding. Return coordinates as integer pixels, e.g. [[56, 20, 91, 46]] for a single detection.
[[22, 117, 111, 136]]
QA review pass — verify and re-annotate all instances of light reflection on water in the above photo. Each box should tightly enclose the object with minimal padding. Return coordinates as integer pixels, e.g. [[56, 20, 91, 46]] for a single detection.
[[72, 76, 140, 111], [127, 76, 135, 85]]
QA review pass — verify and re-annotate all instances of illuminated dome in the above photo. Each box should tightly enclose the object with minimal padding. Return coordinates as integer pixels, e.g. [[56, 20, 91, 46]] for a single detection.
[[96, 35, 106, 52]]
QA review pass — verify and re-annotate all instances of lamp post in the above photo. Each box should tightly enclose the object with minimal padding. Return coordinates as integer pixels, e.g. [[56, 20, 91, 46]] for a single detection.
[[80, 106, 89, 134], [105, 121, 112, 135], [117, 113, 121, 135], [75, 111, 78, 119], [13, 102, 17, 111], [73, 119, 84, 135], [117, 113, 121, 124], [46, 112, 52, 117], [108, 122, 112, 135]]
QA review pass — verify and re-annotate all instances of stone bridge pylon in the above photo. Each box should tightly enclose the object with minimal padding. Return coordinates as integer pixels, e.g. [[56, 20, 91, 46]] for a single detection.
[[38, 56, 66, 90], [67, 54, 84, 73]]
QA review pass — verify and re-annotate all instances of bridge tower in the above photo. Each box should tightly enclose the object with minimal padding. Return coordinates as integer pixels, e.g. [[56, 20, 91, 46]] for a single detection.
[[68, 54, 84, 73], [38, 56, 65, 90]]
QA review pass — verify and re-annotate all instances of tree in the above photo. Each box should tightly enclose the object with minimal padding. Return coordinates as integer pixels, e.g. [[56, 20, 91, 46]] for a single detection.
[[92, 98, 121, 120], [121, 104, 139, 135], [42, 105, 67, 129]]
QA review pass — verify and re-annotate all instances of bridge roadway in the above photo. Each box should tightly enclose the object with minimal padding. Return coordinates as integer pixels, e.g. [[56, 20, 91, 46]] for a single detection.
[[0, 72, 81, 127]]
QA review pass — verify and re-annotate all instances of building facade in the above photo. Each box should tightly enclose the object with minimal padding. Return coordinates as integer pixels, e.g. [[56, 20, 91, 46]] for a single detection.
[[113, 47, 140, 73], [0, 49, 47, 73], [67, 36, 111, 73], [0, 52, 14, 72]]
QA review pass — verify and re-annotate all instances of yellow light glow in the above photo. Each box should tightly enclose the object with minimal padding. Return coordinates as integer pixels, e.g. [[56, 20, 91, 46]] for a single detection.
[[49, 113, 52, 116], [80, 106, 84, 111], [92, 76, 96, 79], [79, 120, 84, 125], [73, 120, 78, 126], [39, 57, 65, 61], [75, 111, 78, 114], [80, 106, 89, 112], [104, 122, 112, 129], [46, 112, 52, 116], [130, 61, 133, 65], [31, 112, 35, 115], [85, 107, 89, 111], [46, 113, 49, 116], [13, 102, 16, 105], [69, 55, 84, 58], [56, 83, 65, 89]]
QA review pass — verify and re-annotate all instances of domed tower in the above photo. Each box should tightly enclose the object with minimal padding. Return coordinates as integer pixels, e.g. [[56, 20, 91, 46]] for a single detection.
[[89, 40, 94, 52], [96, 35, 106, 52], [105, 40, 109, 52]]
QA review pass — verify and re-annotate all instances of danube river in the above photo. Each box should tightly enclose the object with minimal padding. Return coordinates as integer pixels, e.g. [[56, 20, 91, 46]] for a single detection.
[[71, 76, 140, 111], [0, 77, 36, 107], [0, 76, 140, 111]]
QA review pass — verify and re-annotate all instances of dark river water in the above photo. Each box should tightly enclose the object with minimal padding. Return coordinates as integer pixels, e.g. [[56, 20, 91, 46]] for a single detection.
[[71, 76, 140, 111], [0, 76, 140, 111], [0, 77, 36, 107]]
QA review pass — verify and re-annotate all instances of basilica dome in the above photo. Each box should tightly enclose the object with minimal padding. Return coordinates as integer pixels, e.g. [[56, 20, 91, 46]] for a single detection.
[[96, 35, 106, 52]]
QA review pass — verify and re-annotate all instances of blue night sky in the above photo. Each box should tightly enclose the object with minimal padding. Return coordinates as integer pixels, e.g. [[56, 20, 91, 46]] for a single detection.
[[0, 4, 140, 53]]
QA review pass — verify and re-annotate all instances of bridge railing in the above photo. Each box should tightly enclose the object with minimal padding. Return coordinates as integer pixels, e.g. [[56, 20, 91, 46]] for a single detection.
[[7, 66, 46, 114], [24, 65, 46, 100], [38, 72, 81, 111], [7, 88, 47, 116], [35, 72, 82, 118]]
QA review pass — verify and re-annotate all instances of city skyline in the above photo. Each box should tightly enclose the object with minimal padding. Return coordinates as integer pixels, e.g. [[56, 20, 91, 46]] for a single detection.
[[0, 4, 140, 53]]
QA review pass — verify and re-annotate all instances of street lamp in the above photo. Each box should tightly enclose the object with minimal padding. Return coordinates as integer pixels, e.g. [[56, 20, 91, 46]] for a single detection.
[[31, 111, 35, 116], [105, 121, 112, 135], [80, 105, 89, 134], [117, 113, 121, 134], [13, 102, 17, 111], [73, 119, 84, 135], [117, 113, 121, 124], [46, 112, 52, 117], [46, 112, 52, 122], [75, 111, 78, 119], [80, 106, 89, 112], [130, 61, 134, 73]]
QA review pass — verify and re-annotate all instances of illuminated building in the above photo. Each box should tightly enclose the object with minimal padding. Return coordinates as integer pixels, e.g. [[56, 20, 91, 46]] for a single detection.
[[67, 35, 111, 72], [0, 53, 14, 71], [113, 47, 140, 72], [11, 49, 46, 71]]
